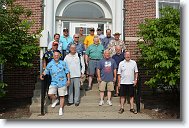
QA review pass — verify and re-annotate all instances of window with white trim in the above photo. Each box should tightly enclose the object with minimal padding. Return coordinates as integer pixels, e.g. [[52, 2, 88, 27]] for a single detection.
[[157, 0, 180, 17]]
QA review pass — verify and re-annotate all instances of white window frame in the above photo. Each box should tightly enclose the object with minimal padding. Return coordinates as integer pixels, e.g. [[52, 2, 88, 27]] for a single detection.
[[156, 0, 180, 18]]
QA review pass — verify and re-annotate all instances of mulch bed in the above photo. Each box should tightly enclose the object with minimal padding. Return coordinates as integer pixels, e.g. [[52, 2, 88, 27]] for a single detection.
[[0, 97, 32, 119]]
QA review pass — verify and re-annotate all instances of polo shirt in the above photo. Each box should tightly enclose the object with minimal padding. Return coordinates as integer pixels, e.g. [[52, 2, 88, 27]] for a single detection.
[[66, 42, 85, 55], [112, 52, 125, 69], [84, 35, 95, 48], [59, 35, 73, 50], [85, 43, 104, 60], [117, 59, 138, 84], [44, 59, 70, 87], [102, 36, 114, 49]]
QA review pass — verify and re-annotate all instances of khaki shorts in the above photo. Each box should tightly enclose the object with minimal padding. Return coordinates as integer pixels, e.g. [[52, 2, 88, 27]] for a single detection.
[[99, 81, 114, 92], [48, 85, 68, 96]]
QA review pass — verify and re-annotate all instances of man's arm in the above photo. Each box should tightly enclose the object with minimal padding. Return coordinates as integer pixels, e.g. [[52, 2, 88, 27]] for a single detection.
[[117, 74, 121, 89], [85, 54, 89, 66], [80, 56, 85, 77], [134, 72, 138, 86], [97, 69, 102, 82], [113, 69, 117, 82], [42, 59, 47, 69], [66, 73, 71, 87]]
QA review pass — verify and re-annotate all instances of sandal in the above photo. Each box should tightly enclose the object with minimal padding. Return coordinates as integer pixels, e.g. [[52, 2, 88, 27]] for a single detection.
[[130, 109, 137, 114], [118, 108, 124, 114]]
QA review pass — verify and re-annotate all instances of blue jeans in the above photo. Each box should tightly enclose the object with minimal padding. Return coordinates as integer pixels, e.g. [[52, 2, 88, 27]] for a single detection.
[[68, 77, 80, 104]]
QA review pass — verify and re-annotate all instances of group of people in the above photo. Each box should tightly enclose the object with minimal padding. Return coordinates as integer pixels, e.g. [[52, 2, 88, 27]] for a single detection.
[[40, 27, 138, 116]]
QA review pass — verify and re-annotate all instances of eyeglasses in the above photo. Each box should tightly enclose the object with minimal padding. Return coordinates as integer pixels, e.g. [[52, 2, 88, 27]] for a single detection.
[[75, 37, 79, 38], [80, 30, 83, 31]]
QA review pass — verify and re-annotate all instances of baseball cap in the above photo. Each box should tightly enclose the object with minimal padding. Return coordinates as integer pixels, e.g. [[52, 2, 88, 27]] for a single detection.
[[89, 27, 95, 31], [63, 28, 68, 32], [52, 41, 58, 46], [97, 27, 102, 31], [113, 32, 121, 36]]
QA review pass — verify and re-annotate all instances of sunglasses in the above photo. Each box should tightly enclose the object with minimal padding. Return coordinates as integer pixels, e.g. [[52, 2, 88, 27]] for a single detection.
[[75, 37, 79, 38]]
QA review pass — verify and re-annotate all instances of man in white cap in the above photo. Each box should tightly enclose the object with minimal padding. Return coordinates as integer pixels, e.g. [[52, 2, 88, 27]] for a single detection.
[[107, 32, 126, 56]]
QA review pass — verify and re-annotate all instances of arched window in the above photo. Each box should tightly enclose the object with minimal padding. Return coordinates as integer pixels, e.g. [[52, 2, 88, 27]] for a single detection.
[[63, 1, 105, 19]]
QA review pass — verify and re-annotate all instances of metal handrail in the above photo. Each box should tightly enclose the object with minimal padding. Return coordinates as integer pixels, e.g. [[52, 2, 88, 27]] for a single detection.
[[134, 75, 141, 113]]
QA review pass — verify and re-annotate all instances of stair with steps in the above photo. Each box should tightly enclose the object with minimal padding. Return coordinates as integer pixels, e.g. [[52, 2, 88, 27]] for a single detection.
[[29, 81, 148, 119]]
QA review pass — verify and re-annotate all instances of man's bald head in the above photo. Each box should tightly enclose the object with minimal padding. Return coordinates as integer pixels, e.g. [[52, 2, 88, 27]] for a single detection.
[[115, 45, 122, 55]]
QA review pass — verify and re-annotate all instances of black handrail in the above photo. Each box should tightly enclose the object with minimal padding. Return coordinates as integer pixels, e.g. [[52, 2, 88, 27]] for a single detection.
[[134, 75, 141, 113], [40, 76, 45, 115]]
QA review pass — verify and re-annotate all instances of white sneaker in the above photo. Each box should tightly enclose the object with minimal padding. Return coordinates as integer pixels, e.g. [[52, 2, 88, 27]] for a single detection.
[[51, 99, 59, 108], [107, 100, 112, 106], [99, 100, 104, 106], [59, 108, 63, 116]]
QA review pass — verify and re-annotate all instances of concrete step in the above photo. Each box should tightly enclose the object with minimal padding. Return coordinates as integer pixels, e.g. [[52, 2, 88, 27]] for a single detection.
[[29, 111, 152, 119], [30, 101, 144, 113], [33, 89, 41, 97], [34, 81, 41, 90]]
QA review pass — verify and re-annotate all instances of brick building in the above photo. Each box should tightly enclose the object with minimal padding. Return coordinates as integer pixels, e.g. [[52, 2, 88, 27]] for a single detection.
[[1, 0, 180, 98]]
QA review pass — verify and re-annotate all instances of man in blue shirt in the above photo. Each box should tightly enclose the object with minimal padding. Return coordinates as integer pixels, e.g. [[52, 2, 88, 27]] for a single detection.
[[112, 45, 125, 97], [97, 27, 105, 43], [59, 28, 73, 59], [40, 50, 70, 116], [66, 34, 85, 55], [101, 29, 114, 49], [97, 50, 117, 106]]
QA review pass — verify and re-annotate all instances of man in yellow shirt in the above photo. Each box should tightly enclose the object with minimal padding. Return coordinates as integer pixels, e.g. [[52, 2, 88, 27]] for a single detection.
[[84, 27, 95, 49]]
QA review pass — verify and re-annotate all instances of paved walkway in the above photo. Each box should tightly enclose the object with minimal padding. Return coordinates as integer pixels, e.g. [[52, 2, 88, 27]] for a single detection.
[[29, 83, 152, 119]]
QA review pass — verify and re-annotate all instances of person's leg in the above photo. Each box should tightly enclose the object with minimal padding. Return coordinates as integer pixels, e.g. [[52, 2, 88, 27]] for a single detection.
[[99, 81, 106, 106], [74, 78, 80, 105], [107, 82, 114, 101], [68, 78, 74, 104], [87, 60, 95, 89], [88, 75, 93, 89], [120, 96, 125, 109], [58, 86, 67, 116], [48, 86, 59, 107], [59, 96, 65, 108], [129, 85, 136, 113], [48, 86, 57, 100], [107, 91, 112, 101], [130, 96, 134, 109], [118, 84, 126, 113], [100, 91, 104, 101]]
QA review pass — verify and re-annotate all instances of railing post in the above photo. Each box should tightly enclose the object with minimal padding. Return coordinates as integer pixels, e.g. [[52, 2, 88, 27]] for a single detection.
[[41, 77, 45, 115], [137, 75, 142, 113], [135, 75, 141, 113]]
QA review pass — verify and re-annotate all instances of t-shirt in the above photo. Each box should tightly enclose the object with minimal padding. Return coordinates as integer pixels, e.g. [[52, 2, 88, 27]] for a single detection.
[[85, 44, 104, 60], [78, 35, 86, 44], [112, 52, 125, 69], [84, 35, 95, 48], [117, 59, 138, 84], [59, 35, 73, 50], [98, 58, 117, 82]]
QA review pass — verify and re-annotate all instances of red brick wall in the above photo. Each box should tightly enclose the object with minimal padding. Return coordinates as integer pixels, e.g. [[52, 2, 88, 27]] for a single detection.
[[3, 0, 42, 98], [15, 0, 43, 33], [125, 0, 156, 37]]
